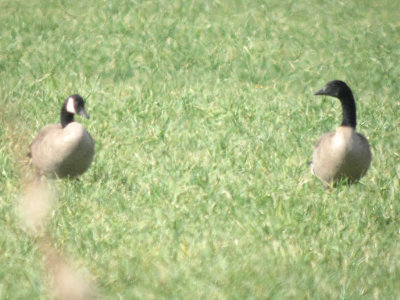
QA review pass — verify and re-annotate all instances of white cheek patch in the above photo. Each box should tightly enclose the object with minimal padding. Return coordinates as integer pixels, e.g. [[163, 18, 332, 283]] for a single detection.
[[66, 97, 76, 114]]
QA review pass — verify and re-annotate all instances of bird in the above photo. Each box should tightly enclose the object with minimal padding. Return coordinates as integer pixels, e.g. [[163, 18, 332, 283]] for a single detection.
[[311, 80, 372, 186], [28, 94, 95, 179]]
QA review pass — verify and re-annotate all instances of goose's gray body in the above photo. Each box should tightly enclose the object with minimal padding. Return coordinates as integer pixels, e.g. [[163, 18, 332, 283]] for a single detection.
[[312, 127, 371, 185]]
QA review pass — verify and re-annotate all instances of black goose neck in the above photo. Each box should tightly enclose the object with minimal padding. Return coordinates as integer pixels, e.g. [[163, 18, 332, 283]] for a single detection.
[[60, 104, 74, 128], [339, 92, 357, 129]]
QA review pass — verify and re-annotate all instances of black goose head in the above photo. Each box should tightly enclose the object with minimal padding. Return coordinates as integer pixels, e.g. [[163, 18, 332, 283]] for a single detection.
[[314, 80, 357, 129], [314, 80, 353, 99], [61, 94, 90, 127]]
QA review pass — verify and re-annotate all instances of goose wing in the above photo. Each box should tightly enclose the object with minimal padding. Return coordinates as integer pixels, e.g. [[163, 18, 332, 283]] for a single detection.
[[28, 124, 61, 157]]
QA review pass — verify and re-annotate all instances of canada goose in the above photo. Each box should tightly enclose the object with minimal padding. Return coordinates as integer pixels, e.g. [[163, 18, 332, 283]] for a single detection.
[[28, 94, 95, 178], [311, 80, 372, 186]]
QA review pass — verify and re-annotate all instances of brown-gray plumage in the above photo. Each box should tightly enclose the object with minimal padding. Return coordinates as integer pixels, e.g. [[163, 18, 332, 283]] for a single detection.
[[311, 80, 372, 186], [29, 95, 94, 179]]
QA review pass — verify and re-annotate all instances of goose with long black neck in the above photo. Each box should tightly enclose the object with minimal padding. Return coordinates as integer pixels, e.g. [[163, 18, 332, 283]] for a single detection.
[[29, 94, 95, 179], [311, 80, 372, 186]]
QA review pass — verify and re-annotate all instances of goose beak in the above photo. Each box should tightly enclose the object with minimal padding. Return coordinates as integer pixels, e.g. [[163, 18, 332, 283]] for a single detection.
[[314, 87, 327, 96], [78, 108, 90, 119]]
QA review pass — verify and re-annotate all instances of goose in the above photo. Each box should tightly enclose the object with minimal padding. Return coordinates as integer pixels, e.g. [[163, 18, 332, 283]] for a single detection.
[[28, 94, 95, 179], [311, 80, 372, 186]]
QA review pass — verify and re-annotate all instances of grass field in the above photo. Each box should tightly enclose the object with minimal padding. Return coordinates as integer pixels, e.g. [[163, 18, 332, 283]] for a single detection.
[[1, 0, 400, 299]]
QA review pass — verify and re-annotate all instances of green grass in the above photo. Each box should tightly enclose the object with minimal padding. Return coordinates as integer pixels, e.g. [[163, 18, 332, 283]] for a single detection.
[[1, 0, 400, 298]]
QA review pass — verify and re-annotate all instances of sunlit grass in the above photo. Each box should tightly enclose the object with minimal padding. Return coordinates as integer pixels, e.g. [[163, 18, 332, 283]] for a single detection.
[[1, 0, 399, 298]]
